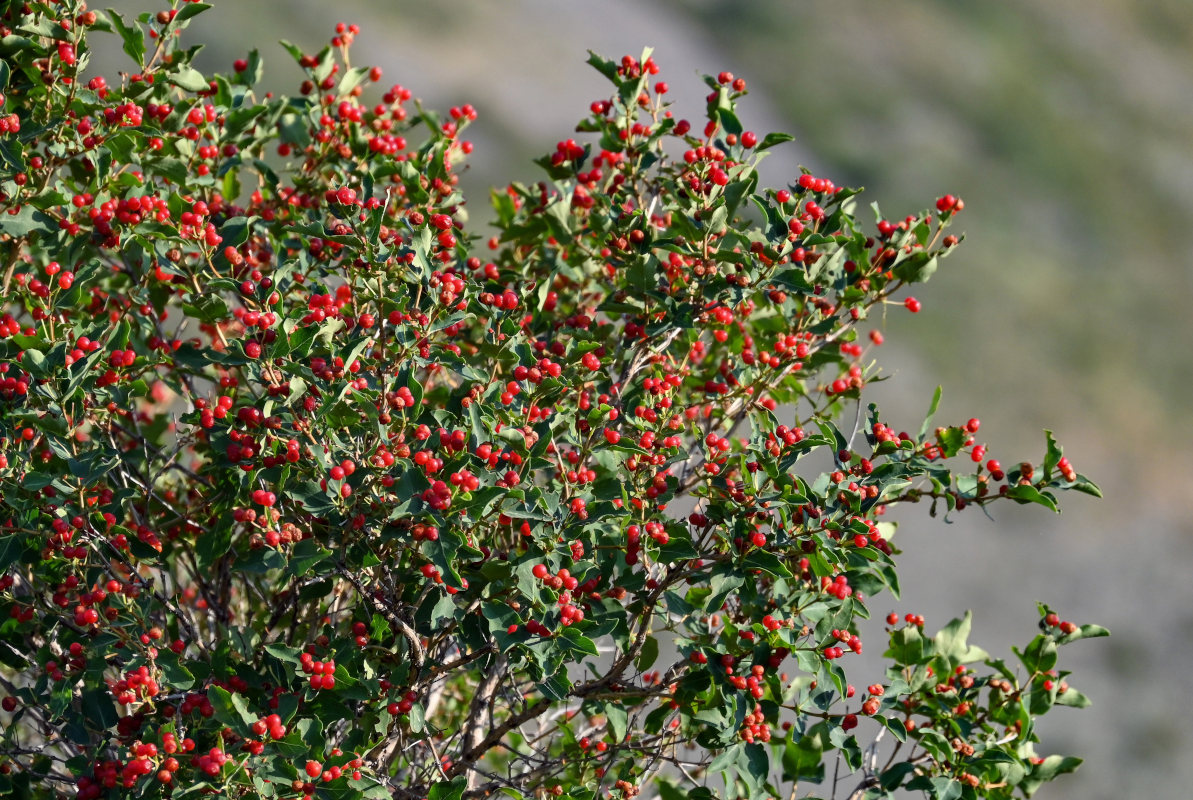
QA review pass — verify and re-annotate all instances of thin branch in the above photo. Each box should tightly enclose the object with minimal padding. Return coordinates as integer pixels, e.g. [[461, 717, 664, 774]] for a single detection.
[[337, 566, 425, 676]]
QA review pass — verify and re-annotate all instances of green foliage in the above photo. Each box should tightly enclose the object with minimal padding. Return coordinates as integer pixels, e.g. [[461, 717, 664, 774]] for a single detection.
[[0, 3, 1101, 800]]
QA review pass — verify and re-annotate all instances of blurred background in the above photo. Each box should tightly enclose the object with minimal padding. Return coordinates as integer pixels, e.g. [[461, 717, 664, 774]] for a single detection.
[[93, 2, 1193, 797]]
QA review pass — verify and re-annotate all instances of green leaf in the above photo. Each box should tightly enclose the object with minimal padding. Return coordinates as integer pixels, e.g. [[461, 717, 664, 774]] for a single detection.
[[892, 252, 938, 283], [424, 528, 472, 588], [918, 386, 942, 440], [158, 654, 196, 691], [21, 348, 48, 378], [170, 66, 209, 93], [716, 106, 743, 137], [288, 538, 332, 577], [81, 688, 119, 731], [558, 626, 598, 658], [538, 669, 571, 701], [425, 593, 456, 631], [1021, 755, 1082, 797], [635, 635, 659, 671], [586, 51, 621, 84], [829, 726, 862, 771], [1054, 686, 1092, 707], [782, 721, 827, 781], [152, 156, 190, 184], [879, 761, 918, 791], [278, 40, 306, 67], [105, 9, 145, 66], [2, 205, 56, 237], [1042, 429, 1063, 479], [709, 742, 744, 775], [252, 774, 277, 798], [914, 729, 955, 762], [937, 427, 966, 458], [408, 701, 425, 733], [707, 204, 729, 235], [173, 3, 212, 24], [0, 535, 26, 572], [739, 742, 769, 797], [220, 215, 257, 248], [361, 780, 397, 799], [815, 418, 849, 456], [263, 643, 300, 672], [296, 717, 325, 752], [272, 731, 310, 760], [1015, 634, 1058, 673], [929, 777, 963, 800], [879, 715, 907, 742], [1067, 473, 1102, 498], [183, 293, 229, 324], [428, 777, 467, 800], [757, 132, 795, 151], [656, 781, 691, 800], [207, 685, 256, 734], [1058, 623, 1110, 644], [335, 65, 373, 100], [657, 533, 699, 562], [705, 572, 744, 613], [195, 521, 233, 571], [1005, 484, 1059, 512], [111, 318, 132, 349], [604, 702, 628, 744], [241, 48, 265, 87], [742, 549, 793, 578], [67, 450, 118, 486], [933, 611, 989, 665], [885, 625, 931, 666]]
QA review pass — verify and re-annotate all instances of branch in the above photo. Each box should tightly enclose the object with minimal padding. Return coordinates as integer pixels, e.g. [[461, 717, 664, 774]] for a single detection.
[[337, 566, 425, 677], [444, 698, 552, 779], [461, 653, 508, 791]]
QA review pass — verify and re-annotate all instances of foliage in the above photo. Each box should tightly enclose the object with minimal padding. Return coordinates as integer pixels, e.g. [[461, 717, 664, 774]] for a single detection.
[[0, 3, 1104, 799]]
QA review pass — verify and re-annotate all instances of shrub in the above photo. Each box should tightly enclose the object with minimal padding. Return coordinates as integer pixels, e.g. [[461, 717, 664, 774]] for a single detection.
[[0, 3, 1105, 800]]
